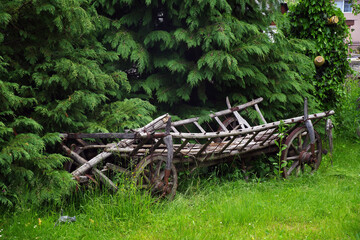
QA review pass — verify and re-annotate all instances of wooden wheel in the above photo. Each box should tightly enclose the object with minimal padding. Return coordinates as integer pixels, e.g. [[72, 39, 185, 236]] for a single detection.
[[134, 154, 178, 200], [281, 127, 322, 178]]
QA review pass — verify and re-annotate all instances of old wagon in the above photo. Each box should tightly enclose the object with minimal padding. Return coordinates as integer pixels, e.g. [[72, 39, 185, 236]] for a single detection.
[[61, 98, 334, 200]]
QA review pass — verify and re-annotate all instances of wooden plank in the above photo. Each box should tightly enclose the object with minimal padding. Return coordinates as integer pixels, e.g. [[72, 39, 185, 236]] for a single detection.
[[130, 138, 150, 156], [171, 126, 186, 142], [225, 96, 250, 129], [218, 136, 238, 154], [233, 111, 250, 129], [92, 168, 118, 192], [194, 121, 206, 133], [149, 138, 164, 154], [195, 139, 213, 157], [174, 139, 190, 155], [170, 110, 335, 139], [61, 144, 118, 192], [259, 128, 278, 146], [105, 163, 129, 174], [238, 132, 260, 152], [254, 104, 267, 124], [60, 132, 138, 139], [215, 116, 229, 132], [71, 151, 112, 176]]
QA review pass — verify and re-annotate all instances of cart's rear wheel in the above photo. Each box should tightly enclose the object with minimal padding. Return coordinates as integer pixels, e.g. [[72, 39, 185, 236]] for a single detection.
[[281, 127, 322, 178], [134, 154, 178, 200]]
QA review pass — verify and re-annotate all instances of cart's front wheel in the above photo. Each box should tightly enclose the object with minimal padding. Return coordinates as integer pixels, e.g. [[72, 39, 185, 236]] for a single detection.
[[134, 154, 178, 200], [281, 127, 322, 178]]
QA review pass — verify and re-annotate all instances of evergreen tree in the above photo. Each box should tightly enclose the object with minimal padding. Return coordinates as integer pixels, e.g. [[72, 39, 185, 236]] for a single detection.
[[96, 0, 316, 121], [0, 0, 155, 208]]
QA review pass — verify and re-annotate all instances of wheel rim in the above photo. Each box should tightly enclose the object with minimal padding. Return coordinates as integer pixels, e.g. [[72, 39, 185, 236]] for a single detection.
[[134, 154, 178, 200], [281, 127, 322, 178]]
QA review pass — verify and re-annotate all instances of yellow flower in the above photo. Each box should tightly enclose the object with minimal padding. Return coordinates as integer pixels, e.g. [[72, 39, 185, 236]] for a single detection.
[[38, 218, 42, 226], [89, 218, 94, 223]]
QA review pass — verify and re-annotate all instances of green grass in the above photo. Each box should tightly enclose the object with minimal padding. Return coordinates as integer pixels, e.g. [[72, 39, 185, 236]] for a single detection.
[[1, 138, 360, 239]]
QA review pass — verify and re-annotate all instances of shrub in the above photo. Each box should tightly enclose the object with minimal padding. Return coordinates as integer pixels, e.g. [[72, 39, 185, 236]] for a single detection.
[[288, 0, 352, 108]]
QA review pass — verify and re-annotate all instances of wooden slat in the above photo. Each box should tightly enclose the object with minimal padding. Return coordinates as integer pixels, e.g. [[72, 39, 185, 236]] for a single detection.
[[259, 128, 278, 146], [218, 136, 238, 154], [60, 132, 138, 139], [174, 139, 190, 155], [233, 111, 250, 129], [215, 116, 229, 132], [194, 121, 206, 133], [130, 138, 149, 156], [255, 104, 267, 124], [195, 139, 213, 158], [238, 132, 260, 152], [225, 96, 250, 129], [105, 163, 129, 174], [149, 138, 164, 154]]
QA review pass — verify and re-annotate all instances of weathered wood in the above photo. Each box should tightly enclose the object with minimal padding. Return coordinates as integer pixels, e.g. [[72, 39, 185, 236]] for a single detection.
[[72, 176, 89, 183], [215, 116, 229, 132], [62, 144, 118, 192], [226, 96, 232, 109], [170, 110, 335, 139], [225, 96, 250, 129], [71, 151, 113, 176], [130, 138, 150, 156], [238, 131, 260, 152], [195, 139, 213, 158], [76, 139, 89, 146], [60, 132, 138, 139], [92, 168, 118, 192], [194, 121, 206, 133], [254, 103, 267, 124], [61, 144, 87, 165], [149, 138, 164, 154], [138, 113, 169, 133], [163, 135, 174, 170], [105, 163, 129, 174], [259, 128, 278, 146], [218, 136, 237, 154], [80, 144, 115, 150], [171, 98, 263, 127], [174, 139, 190, 155]]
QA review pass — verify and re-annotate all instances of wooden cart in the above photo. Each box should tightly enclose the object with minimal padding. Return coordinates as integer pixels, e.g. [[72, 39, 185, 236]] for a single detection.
[[61, 98, 334, 200]]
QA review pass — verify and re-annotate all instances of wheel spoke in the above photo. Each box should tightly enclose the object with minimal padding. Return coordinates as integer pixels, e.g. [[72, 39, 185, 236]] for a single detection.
[[155, 160, 163, 176], [287, 160, 299, 176], [290, 143, 300, 154], [135, 155, 178, 200], [286, 155, 300, 160], [140, 172, 151, 184]]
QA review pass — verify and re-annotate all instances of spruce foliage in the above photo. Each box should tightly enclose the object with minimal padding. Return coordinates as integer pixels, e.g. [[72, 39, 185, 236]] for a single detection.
[[96, 0, 316, 120], [0, 0, 155, 208]]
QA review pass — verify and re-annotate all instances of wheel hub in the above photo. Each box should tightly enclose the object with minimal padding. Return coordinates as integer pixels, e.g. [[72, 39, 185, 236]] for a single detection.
[[299, 150, 316, 163]]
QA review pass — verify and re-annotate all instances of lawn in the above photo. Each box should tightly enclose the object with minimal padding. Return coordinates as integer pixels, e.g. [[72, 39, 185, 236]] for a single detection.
[[1, 137, 360, 240]]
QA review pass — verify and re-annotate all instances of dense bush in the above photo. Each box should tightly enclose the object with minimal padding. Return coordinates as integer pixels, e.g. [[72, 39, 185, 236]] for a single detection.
[[96, 0, 316, 121], [0, 0, 155, 208], [288, 0, 351, 108]]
